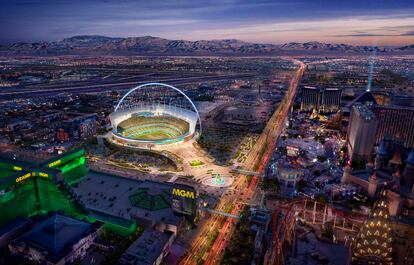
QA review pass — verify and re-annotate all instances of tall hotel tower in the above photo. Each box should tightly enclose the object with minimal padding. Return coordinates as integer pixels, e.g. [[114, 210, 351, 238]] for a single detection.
[[300, 86, 342, 113], [346, 102, 378, 161], [372, 104, 414, 148]]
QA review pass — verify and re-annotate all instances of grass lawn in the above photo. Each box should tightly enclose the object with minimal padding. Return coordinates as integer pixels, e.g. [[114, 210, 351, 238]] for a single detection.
[[190, 160, 205, 167]]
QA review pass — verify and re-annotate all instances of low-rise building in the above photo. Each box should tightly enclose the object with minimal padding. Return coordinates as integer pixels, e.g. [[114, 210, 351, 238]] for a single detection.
[[277, 165, 303, 188], [118, 229, 174, 265], [9, 214, 102, 265], [330, 183, 361, 198], [0, 217, 32, 247]]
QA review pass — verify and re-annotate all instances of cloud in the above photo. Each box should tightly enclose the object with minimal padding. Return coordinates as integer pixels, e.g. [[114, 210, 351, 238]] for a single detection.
[[170, 14, 414, 43], [1, 0, 414, 45], [332, 33, 392, 37], [401, 31, 414, 36]]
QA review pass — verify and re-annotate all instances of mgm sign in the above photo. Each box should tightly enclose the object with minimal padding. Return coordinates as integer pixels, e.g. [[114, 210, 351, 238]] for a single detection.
[[171, 184, 197, 217], [172, 188, 195, 199]]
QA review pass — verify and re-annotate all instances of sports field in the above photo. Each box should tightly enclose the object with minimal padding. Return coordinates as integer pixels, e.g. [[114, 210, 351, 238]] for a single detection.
[[117, 115, 189, 140]]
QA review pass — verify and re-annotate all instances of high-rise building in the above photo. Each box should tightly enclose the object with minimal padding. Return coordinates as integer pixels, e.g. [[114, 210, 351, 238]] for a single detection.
[[346, 102, 378, 161], [351, 189, 394, 265], [372, 105, 414, 149], [300, 86, 342, 113]]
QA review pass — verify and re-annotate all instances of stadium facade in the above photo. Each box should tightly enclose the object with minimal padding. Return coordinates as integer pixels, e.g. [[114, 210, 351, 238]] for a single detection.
[[109, 83, 201, 149]]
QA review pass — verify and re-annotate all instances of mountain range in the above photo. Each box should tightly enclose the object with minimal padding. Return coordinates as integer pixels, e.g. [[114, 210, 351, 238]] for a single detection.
[[1, 35, 413, 56]]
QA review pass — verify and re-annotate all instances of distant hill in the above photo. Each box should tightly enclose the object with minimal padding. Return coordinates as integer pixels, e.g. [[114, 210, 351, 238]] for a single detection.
[[279, 41, 389, 53], [396, 44, 414, 51], [0, 35, 412, 55]]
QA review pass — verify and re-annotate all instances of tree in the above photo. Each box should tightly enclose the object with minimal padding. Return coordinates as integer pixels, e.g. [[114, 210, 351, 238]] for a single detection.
[[317, 155, 327, 162], [296, 179, 307, 192], [314, 193, 328, 204], [313, 170, 321, 177], [263, 178, 280, 192], [351, 158, 366, 170]]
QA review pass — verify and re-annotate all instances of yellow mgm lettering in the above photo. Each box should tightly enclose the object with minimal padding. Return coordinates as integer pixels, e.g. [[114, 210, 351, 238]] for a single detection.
[[38, 172, 49, 178], [13, 166, 23, 171], [48, 160, 61, 168], [16, 173, 31, 183], [172, 188, 195, 199]]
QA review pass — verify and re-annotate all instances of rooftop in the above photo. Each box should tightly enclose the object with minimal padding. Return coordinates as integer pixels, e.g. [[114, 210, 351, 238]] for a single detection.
[[346, 91, 377, 108], [353, 102, 375, 120], [119, 229, 173, 265], [73, 171, 182, 227], [11, 214, 97, 263], [0, 217, 31, 238]]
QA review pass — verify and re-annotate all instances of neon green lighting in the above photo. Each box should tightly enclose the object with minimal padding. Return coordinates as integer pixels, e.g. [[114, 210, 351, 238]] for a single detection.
[[0, 149, 137, 236]]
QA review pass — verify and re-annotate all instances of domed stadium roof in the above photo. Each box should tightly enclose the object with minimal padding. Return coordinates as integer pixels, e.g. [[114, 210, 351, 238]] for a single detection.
[[109, 83, 202, 147]]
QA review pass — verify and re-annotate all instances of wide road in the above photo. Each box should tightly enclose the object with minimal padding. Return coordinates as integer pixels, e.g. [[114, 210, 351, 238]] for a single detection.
[[243, 59, 305, 172], [0, 73, 253, 99], [179, 59, 306, 265]]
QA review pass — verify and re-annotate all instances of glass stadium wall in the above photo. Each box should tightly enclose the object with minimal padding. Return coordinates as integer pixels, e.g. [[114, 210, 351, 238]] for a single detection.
[[0, 148, 137, 235]]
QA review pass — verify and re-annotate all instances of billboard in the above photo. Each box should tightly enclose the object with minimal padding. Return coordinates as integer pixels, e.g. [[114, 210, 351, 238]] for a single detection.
[[171, 184, 197, 217], [286, 145, 300, 157]]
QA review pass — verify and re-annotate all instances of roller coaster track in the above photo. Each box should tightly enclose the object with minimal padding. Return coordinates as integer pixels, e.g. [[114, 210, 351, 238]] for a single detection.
[[266, 198, 366, 265]]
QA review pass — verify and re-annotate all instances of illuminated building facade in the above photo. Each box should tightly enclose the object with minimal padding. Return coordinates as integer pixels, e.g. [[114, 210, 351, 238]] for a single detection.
[[0, 148, 137, 236], [277, 166, 303, 188], [300, 86, 342, 114], [58, 113, 97, 141], [109, 83, 201, 150], [351, 189, 394, 265], [171, 184, 198, 219], [372, 105, 414, 149], [0, 149, 87, 225]]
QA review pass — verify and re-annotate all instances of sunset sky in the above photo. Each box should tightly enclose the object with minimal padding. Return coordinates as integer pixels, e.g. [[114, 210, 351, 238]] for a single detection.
[[1, 0, 413, 46]]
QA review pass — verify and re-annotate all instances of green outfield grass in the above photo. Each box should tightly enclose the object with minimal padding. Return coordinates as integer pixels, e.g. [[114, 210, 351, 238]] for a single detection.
[[117, 115, 190, 140]]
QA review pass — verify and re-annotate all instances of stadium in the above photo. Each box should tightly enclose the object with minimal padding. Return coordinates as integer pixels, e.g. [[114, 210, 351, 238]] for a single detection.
[[109, 83, 201, 149]]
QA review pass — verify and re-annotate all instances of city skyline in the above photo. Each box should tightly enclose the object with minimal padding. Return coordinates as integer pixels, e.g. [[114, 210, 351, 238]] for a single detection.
[[1, 2, 414, 265], [1, 0, 414, 46]]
